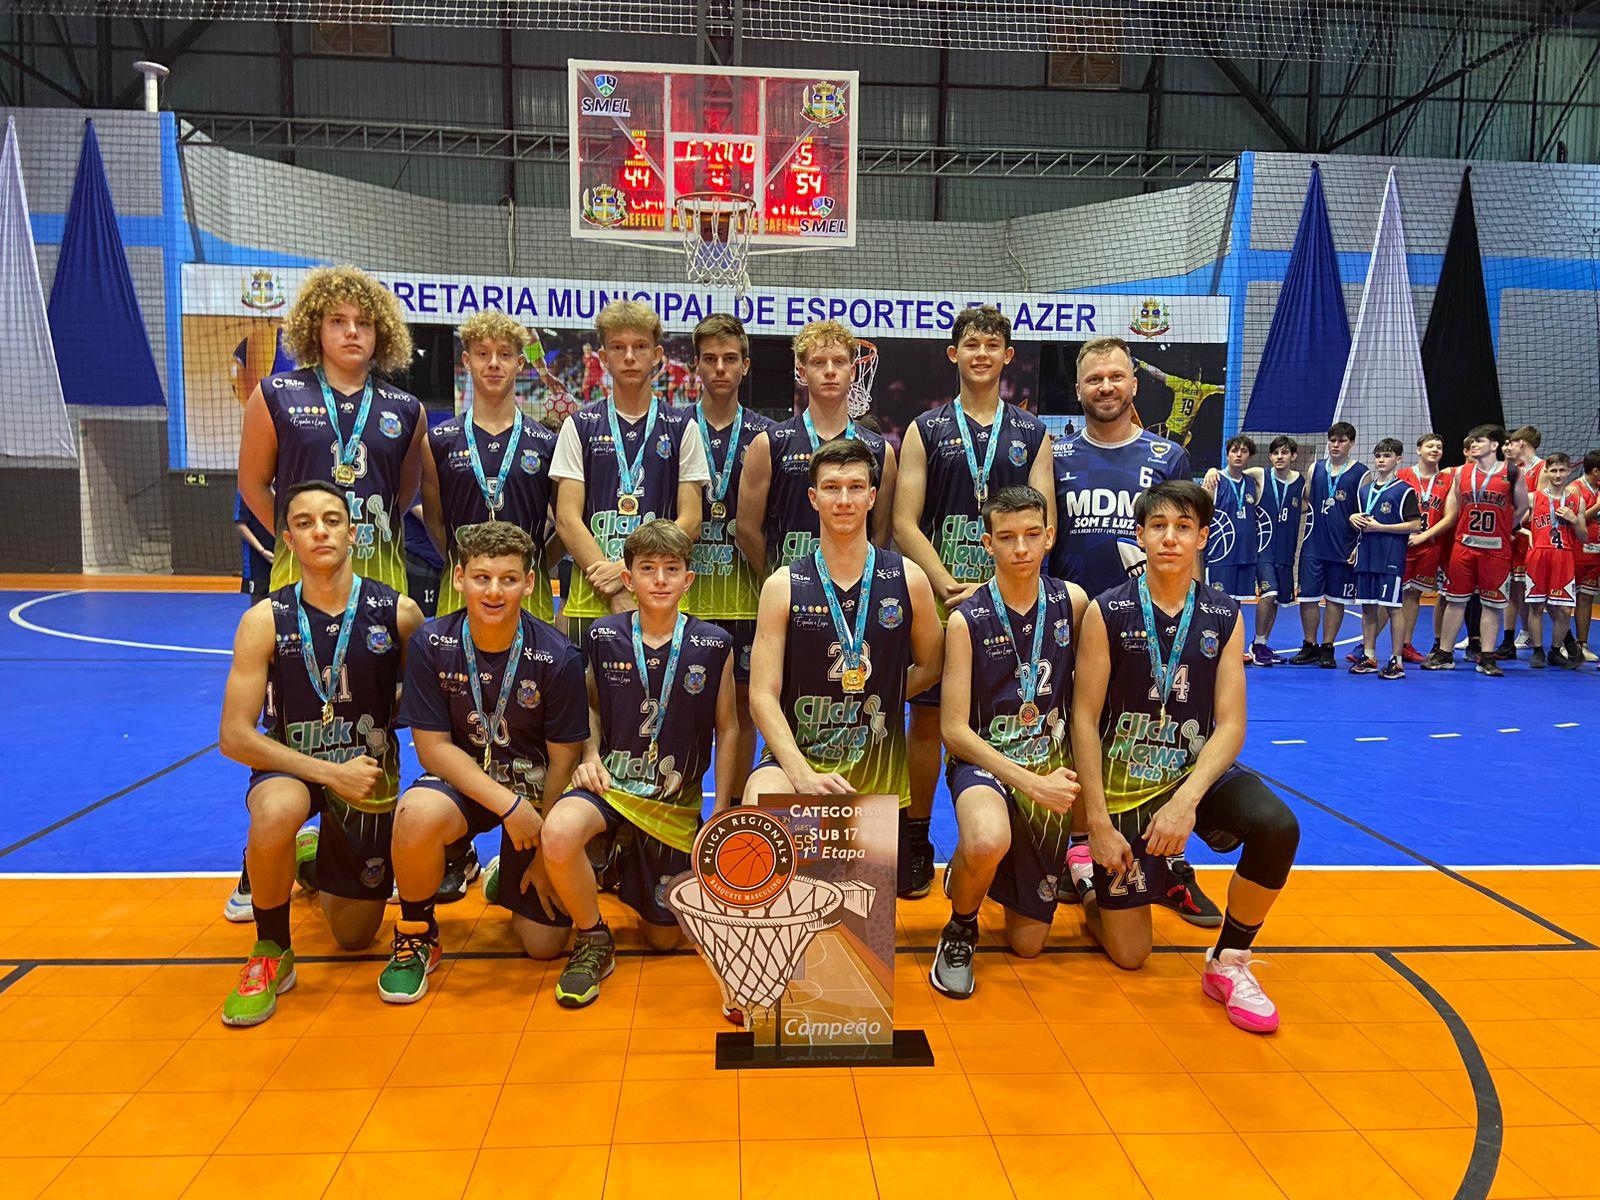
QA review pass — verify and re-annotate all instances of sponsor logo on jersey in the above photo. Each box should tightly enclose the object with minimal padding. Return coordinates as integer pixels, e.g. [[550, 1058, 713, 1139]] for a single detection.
[[1129, 297, 1171, 338], [379, 412, 403, 439], [365, 626, 393, 654], [878, 597, 904, 629], [684, 664, 707, 695], [272, 376, 307, 390], [590, 624, 621, 640], [1147, 441, 1171, 459]]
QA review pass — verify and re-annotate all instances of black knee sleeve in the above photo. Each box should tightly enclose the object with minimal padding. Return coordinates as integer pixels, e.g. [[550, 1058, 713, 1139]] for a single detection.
[[1196, 771, 1299, 892]]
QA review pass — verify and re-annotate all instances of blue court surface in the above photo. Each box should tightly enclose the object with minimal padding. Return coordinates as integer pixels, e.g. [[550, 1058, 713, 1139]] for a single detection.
[[1, 587, 1593, 874]]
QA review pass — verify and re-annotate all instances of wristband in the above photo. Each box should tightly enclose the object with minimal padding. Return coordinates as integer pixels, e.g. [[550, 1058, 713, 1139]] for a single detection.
[[501, 794, 523, 822]]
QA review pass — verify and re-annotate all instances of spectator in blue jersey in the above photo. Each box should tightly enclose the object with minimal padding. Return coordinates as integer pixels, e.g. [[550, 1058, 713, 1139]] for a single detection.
[[1291, 422, 1369, 667], [235, 493, 273, 604], [1050, 335, 1220, 928]]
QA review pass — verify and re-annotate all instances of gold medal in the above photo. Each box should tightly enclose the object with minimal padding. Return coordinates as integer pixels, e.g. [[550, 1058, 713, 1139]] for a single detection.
[[617, 492, 639, 516], [1018, 701, 1040, 727], [482, 743, 493, 772], [332, 463, 356, 486], [321, 701, 334, 725], [710, 500, 727, 520], [841, 666, 866, 693], [1158, 706, 1167, 730], [645, 741, 659, 764]]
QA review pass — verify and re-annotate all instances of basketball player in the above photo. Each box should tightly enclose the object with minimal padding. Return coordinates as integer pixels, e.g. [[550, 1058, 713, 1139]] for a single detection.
[[580, 342, 606, 403], [237, 265, 425, 595], [423, 311, 561, 622], [682, 314, 773, 783], [893, 305, 1052, 898], [1203, 436, 1262, 622], [552, 300, 709, 649], [217, 480, 424, 1026], [1349, 439, 1422, 677], [1070, 480, 1299, 1032], [735, 319, 897, 576], [538, 520, 738, 1008], [1396, 433, 1454, 664], [1291, 422, 1367, 668], [1566, 450, 1600, 658], [932, 486, 1085, 997], [1202, 437, 1303, 666], [1050, 337, 1218, 927], [384, 522, 589, 1001], [745, 438, 942, 899], [1424, 425, 1531, 675], [1132, 357, 1223, 449], [1524, 453, 1581, 669], [1503, 425, 1545, 657]]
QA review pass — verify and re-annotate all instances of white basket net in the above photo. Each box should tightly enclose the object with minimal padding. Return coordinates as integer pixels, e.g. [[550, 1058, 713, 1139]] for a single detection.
[[795, 339, 880, 420], [675, 193, 755, 297]]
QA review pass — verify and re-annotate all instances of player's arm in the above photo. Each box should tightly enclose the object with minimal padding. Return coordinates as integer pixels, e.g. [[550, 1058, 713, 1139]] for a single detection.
[[674, 421, 709, 542], [1133, 359, 1169, 384], [237, 384, 280, 534], [749, 569, 850, 793], [1068, 601, 1132, 872], [710, 651, 740, 812], [891, 423, 960, 601], [1513, 472, 1531, 529], [1145, 613, 1248, 857], [735, 431, 773, 572], [1434, 479, 1461, 538], [1029, 435, 1058, 532], [1562, 482, 1586, 536], [235, 520, 272, 561], [903, 560, 944, 700], [217, 603, 383, 800], [419, 431, 449, 557], [1374, 491, 1421, 535], [871, 443, 898, 547]]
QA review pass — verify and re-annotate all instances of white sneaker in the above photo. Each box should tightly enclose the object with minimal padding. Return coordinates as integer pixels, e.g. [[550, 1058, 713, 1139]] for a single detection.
[[1583, 645, 1599, 664], [1515, 631, 1533, 649], [1202, 948, 1278, 1033], [222, 874, 253, 923]]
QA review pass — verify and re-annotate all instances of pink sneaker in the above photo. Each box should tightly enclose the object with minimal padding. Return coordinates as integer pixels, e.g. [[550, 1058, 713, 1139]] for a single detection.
[[1202, 948, 1278, 1033]]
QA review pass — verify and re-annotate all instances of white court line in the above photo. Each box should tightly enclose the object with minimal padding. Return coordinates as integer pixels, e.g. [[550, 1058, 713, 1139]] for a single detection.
[[8, 591, 232, 656], [1429, 733, 1461, 739], [1355, 736, 1387, 743], [1499, 728, 1521, 733], [1270, 739, 1307, 745], [1556, 722, 1581, 729]]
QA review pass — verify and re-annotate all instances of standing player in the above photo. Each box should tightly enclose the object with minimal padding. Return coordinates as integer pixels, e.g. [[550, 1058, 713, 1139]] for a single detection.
[[1503, 425, 1545, 657], [1291, 422, 1367, 668], [1050, 337, 1218, 926], [217, 481, 424, 1026], [238, 266, 426, 595], [1203, 437, 1304, 665], [1395, 433, 1455, 664], [682, 314, 773, 783], [745, 439, 942, 898], [893, 306, 1053, 898], [539, 520, 739, 1008], [1070, 480, 1300, 1032], [933, 486, 1085, 997], [736, 320, 897, 576], [1133, 358, 1223, 449], [1348, 439, 1422, 678], [1524, 452, 1580, 669], [580, 342, 606, 403], [384, 522, 588, 999], [1203, 436, 1262, 639], [1567, 450, 1600, 659], [552, 300, 708, 648], [1424, 425, 1531, 676]]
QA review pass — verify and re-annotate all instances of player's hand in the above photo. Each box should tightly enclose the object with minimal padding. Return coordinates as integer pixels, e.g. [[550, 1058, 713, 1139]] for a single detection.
[[324, 754, 384, 801], [502, 797, 543, 852], [1022, 767, 1079, 814], [1088, 820, 1134, 873], [1143, 795, 1198, 857], [788, 766, 853, 795], [1558, 505, 1577, 522], [1202, 468, 1220, 493], [943, 580, 982, 606], [1407, 532, 1425, 547], [519, 852, 566, 921], [1349, 513, 1371, 531], [588, 558, 626, 596], [571, 757, 611, 794]]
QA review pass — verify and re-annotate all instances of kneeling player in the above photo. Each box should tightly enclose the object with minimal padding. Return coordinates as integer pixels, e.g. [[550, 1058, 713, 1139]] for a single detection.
[[539, 520, 739, 1008], [387, 522, 589, 1001], [1071, 481, 1300, 1033], [933, 486, 1085, 997], [218, 481, 424, 1026]]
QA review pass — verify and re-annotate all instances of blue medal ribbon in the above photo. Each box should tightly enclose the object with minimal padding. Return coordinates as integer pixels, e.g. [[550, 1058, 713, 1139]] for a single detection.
[[1362, 476, 1396, 518], [462, 616, 526, 771], [814, 544, 875, 685], [953, 398, 1005, 506], [314, 367, 374, 483], [294, 577, 364, 725], [1223, 471, 1249, 519], [1138, 576, 1197, 727], [1323, 459, 1352, 509], [464, 407, 523, 514], [696, 403, 744, 506], [803, 409, 856, 452], [632, 612, 687, 763], [987, 576, 1047, 727], [1268, 472, 1291, 522], [607, 396, 659, 508]]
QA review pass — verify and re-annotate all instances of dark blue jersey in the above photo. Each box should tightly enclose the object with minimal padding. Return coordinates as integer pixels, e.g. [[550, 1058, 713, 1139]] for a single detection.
[[586, 614, 732, 853], [1205, 472, 1262, 569], [263, 578, 404, 811], [781, 547, 912, 804], [398, 609, 588, 803], [1258, 473, 1306, 566], [1354, 476, 1420, 578], [913, 400, 1047, 602], [1094, 579, 1240, 814], [761, 414, 890, 572], [235, 492, 272, 584], [1050, 429, 1191, 595], [685, 407, 775, 622], [1303, 459, 1368, 561]]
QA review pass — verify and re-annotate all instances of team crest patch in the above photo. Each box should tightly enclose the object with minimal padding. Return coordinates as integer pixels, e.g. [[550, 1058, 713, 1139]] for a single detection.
[[878, 597, 904, 629], [1201, 629, 1220, 658], [520, 448, 540, 475], [1008, 440, 1028, 467], [684, 664, 707, 695], [1053, 619, 1070, 647], [360, 857, 387, 889], [739, 644, 752, 673], [1336, 490, 1348, 501], [655, 874, 673, 910], [1148, 441, 1170, 458], [365, 626, 393, 655], [517, 679, 540, 708], [657, 433, 673, 459], [379, 411, 403, 439], [1038, 874, 1059, 903]]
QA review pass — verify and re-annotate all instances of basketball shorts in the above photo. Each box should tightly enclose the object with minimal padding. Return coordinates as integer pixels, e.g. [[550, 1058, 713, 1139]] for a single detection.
[[1207, 563, 1256, 602], [1573, 545, 1600, 595], [1298, 555, 1355, 605], [1525, 547, 1576, 607], [946, 761, 1069, 924], [1254, 560, 1294, 601], [1355, 570, 1404, 608], [723, 618, 757, 685], [1403, 541, 1446, 593], [246, 770, 395, 902], [1511, 533, 1529, 582], [1443, 546, 1512, 608]]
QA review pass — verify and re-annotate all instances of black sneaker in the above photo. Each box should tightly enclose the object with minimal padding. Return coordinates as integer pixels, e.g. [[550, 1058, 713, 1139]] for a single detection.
[[1318, 644, 1337, 669], [901, 835, 935, 900], [929, 919, 978, 999], [1465, 639, 1482, 663], [1496, 637, 1517, 661], [1159, 858, 1224, 928], [435, 843, 481, 905], [1421, 649, 1456, 671], [1530, 647, 1548, 670], [1551, 645, 1580, 670], [1289, 642, 1321, 665], [1477, 656, 1505, 677], [1349, 656, 1379, 675], [555, 927, 616, 1008], [1379, 657, 1405, 680]]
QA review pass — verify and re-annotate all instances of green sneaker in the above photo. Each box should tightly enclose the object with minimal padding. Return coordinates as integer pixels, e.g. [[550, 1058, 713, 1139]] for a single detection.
[[221, 939, 295, 1027], [377, 920, 441, 1004], [482, 854, 500, 905], [294, 824, 319, 893], [555, 926, 616, 1008]]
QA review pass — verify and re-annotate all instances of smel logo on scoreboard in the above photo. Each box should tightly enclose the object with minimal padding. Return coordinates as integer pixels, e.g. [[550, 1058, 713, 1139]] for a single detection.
[[582, 73, 630, 117]]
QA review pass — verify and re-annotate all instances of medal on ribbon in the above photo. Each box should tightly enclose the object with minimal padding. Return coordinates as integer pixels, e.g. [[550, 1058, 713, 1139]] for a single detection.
[[697, 402, 743, 528], [632, 612, 686, 765], [1138, 577, 1197, 731], [954, 398, 1004, 508], [815, 545, 875, 694], [988, 577, 1047, 731], [462, 618, 526, 772], [608, 396, 658, 518], [294, 578, 364, 727], [315, 367, 373, 489], [464, 406, 523, 515]]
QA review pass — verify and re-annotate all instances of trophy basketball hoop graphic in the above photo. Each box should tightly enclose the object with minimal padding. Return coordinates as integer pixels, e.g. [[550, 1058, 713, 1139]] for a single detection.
[[668, 800, 933, 1069]]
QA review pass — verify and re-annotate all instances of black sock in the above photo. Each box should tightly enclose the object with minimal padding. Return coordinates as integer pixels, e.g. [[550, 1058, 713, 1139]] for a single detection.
[[949, 906, 979, 934], [908, 816, 932, 846], [578, 919, 610, 937], [1214, 911, 1263, 956], [399, 897, 438, 939], [254, 900, 291, 950]]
